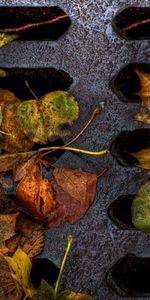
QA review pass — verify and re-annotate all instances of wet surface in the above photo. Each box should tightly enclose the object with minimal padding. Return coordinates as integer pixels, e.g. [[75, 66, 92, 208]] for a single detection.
[[0, 0, 149, 299]]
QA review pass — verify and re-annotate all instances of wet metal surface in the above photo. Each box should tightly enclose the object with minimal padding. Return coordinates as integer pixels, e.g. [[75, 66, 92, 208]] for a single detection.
[[0, 0, 150, 299]]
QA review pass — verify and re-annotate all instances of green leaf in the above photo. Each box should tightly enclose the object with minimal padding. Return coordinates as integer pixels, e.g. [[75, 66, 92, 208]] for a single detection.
[[3, 247, 36, 298], [33, 280, 55, 300], [17, 91, 79, 143], [57, 290, 94, 300], [0, 33, 18, 48], [132, 181, 150, 231]]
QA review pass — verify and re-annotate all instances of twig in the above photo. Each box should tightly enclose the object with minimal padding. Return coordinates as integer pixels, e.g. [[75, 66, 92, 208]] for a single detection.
[[123, 18, 150, 32]]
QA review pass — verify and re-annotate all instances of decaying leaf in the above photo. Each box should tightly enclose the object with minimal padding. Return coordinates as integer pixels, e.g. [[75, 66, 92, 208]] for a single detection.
[[13, 155, 38, 181], [16, 164, 56, 221], [134, 69, 150, 124], [0, 151, 36, 173], [3, 247, 36, 298], [17, 91, 79, 143], [47, 167, 99, 227], [132, 181, 150, 231], [57, 290, 94, 300], [0, 184, 18, 214], [0, 212, 19, 241], [131, 147, 150, 170], [0, 254, 20, 299], [33, 280, 54, 300], [0, 33, 18, 48]]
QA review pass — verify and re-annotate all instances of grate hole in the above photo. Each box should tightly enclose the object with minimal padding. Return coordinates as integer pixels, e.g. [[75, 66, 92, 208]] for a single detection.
[[108, 195, 135, 230], [106, 255, 150, 297], [112, 7, 150, 40], [111, 63, 150, 103], [0, 6, 71, 40], [110, 128, 150, 167]]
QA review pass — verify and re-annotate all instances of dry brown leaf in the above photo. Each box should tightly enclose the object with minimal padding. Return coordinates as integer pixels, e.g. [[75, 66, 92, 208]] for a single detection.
[[13, 155, 38, 182], [5, 234, 21, 256], [0, 88, 20, 110], [47, 168, 99, 227], [0, 151, 36, 173], [134, 69, 150, 124], [131, 147, 150, 170], [0, 212, 19, 241], [0, 255, 20, 299], [16, 164, 56, 221]]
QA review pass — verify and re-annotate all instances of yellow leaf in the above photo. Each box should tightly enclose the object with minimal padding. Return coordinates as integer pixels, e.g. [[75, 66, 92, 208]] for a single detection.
[[131, 147, 150, 170], [134, 69, 150, 125], [3, 247, 36, 298]]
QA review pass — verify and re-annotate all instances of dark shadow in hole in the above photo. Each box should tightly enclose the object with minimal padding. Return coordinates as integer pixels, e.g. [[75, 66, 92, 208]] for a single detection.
[[112, 7, 150, 40], [0, 68, 73, 100], [110, 128, 150, 167], [31, 258, 60, 289], [106, 254, 150, 297], [0, 6, 71, 40], [110, 63, 150, 103], [108, 195, 135, 230]]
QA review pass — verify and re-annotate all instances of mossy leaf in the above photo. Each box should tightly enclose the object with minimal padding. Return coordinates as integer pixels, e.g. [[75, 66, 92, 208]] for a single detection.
[[132, 181, 150, 231]]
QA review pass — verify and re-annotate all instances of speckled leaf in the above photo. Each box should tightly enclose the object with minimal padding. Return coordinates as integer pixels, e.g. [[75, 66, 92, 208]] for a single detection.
[[57, 290, 94, 300], [134, 69, 150, 124], [16, 164, 56, 221], [47, 168, 98, 227], [132, 181, 150, 232], [131, 147, 150, 170], [17, 91, 79, 142], [0, 33, 18, 48]]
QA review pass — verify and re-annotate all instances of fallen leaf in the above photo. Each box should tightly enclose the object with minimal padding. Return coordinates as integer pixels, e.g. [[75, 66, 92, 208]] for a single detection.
[[57, 290, 94, 300], [0, 213, 19, 241], [0, 254, 20, 299], [0, 88, 20, 110], [131, 147, 150, 170], [132, 181, 150, 231], [33, 280, 54, 299], [0, 33, 18, 48], [5, 234, 21, 256], [134, 69, 150, 125], [0, 151, 36, 173], [15, 214, 44, 258], [13, 155, 38, 181], [16, 164, 56, 221], [0, 184, 18, 214], [47, 168, 99, 227], [2, 102, 33, 152], [17, 91, 79, 143], [3, 247, 36, 298]]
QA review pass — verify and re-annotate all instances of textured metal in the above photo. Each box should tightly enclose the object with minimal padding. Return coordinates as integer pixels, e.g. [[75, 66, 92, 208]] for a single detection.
[[0, 0, 150, 299]]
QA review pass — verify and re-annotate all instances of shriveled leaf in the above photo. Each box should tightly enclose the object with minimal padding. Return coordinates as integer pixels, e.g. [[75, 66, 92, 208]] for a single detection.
[[17, 91, 79, 142], [0, 33, 18, 48], [131, 147, 150, 170], [16, 164, 56, 221], [33, 280, 54, 300], [132, 181, 150, 231], [0, 212, 19, 241], [47, 168, 99, 227], [0, 255, 19, 298], [13, 155, 38, 181], [57, 290, 94, 300], [0, 88, 20, 110], [2, 103, 33, 152], [134, 69, 150, 125], [5, 234, 21, 256], [15, 214, 44, 258], [3, 247, 36, 298], [0, 151, 36, 173]]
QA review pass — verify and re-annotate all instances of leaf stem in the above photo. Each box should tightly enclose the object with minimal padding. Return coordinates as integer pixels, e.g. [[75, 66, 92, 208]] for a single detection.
[[25, 80, 38, 100], [0, 130, 12, 136], [54, 235, 73, 297], [39, 146, 109, 156], [40, 107, 101, 158]]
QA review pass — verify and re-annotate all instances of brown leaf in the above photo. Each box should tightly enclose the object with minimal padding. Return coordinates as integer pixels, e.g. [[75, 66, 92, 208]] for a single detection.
[[131, 147, 150, 170], [0, 212, 19, 241], [5, 234, 21, 255], [13, 155, 38, 181], [16, 164, 56, 221], [47, 168, 99, 227], [0, 185, 18, 214], [134, 69, 150, 125], [0, 255, 19, 299], [0, 151, 36, 173], [0, 88, 20, 110]]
